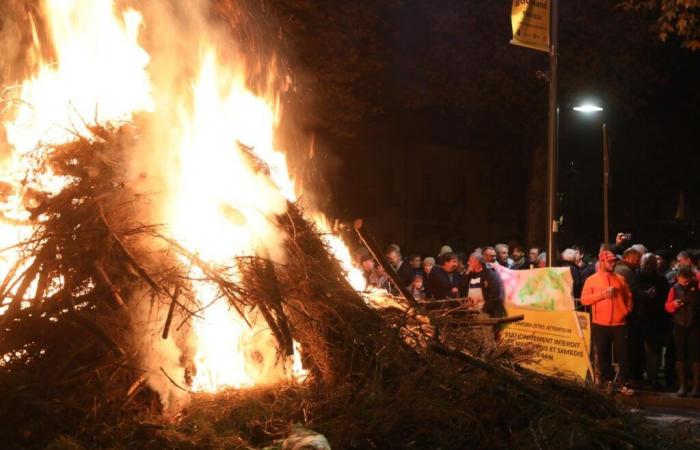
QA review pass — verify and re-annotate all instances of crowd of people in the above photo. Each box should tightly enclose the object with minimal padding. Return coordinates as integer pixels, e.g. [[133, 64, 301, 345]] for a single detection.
[[353, 233, 700, 397]]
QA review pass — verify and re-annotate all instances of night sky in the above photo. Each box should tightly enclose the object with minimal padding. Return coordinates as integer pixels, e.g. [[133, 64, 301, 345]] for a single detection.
[[267, 0, 700, 256]]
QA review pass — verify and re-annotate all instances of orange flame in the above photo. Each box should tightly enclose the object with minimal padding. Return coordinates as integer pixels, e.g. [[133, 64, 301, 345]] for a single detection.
[[0, 0, 377, 397]]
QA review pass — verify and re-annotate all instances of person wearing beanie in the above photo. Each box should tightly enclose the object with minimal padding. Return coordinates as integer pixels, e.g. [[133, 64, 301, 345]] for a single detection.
[[581, 249, 635, 395], [438, 245, 453, 256]]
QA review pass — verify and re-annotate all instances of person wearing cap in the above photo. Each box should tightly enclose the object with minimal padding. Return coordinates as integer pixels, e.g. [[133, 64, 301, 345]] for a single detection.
[[438, 245, 453, 257], [581, 249, 635, 395]]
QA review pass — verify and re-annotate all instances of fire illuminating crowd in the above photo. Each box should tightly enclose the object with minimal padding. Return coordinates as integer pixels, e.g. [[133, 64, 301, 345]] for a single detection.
[[354, 234, 700, 397]]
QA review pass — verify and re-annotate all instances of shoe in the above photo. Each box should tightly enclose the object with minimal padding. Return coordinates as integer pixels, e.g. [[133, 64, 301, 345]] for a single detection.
[[676, 361, 687, 397], [619, 385, 636, 396], [691, 363, 700, 398], [677, 385, 688, 397]]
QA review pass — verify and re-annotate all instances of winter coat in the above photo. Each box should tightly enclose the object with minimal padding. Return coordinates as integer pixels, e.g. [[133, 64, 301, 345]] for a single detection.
[[638, 271, 673, 333], [581, 271, 633, 326], [561, 261, 583, 299], [428, 266, 460, 300], [389, 260, 415, 295], [665, 281, 700, 328]]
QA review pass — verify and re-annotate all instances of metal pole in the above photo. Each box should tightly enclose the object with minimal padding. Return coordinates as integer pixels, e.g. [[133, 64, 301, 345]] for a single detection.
[[602, 123, 610, 247], [352, 219, 418, 308], [546, 0, 559, 266]]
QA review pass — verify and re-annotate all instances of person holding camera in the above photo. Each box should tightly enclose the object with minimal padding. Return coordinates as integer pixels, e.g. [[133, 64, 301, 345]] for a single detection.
[[665, 267, 700, 397], [581, 249, 635, 395]]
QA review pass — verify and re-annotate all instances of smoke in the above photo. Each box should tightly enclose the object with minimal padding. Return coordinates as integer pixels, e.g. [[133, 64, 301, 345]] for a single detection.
[[128, 291, 191, 412]]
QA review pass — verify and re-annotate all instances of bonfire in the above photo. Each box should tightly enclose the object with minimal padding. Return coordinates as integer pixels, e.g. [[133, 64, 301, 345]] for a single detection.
[[0, 1, 694, 449]]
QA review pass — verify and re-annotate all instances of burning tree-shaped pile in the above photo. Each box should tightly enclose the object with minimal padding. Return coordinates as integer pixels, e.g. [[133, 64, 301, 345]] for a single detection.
[[0, 0, 409, 441]]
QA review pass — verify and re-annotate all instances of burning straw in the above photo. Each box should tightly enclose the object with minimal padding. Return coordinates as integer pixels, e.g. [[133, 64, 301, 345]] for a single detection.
[[0, 124, 693, 449]]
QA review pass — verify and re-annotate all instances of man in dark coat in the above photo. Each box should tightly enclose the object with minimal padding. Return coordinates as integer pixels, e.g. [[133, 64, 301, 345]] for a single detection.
[[638, 253, 673, 389], [614, 247, 644, 386], [428, 252, 460, 300], [385, 244, 415, 294]]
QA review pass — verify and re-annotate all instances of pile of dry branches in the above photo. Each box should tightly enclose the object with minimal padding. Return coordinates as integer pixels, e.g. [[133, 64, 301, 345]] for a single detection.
[[0, 124, 694, 449]]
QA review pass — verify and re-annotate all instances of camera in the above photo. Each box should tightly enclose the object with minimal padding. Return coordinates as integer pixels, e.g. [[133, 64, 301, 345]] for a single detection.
[[622, 233, 632, 241]]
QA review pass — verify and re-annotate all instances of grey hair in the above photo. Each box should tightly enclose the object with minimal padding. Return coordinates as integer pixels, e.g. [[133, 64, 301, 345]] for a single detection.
[[561, 248, 577, 263], [495, 243, 509, 252], [630, 244, 648, 255], [469, 252, 484, 265]]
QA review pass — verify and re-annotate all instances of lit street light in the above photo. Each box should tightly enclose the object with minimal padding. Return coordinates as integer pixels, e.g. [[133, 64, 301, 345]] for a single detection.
[[573, 104, 604, 113], [573, 102, 610, 247]]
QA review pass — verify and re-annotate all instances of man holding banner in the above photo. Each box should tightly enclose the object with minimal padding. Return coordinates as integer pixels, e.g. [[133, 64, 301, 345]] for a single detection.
[[581, 250, 635, 395]]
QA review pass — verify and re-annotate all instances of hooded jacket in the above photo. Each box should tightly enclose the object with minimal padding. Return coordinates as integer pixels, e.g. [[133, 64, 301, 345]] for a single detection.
[[581, 270, 633, 326]]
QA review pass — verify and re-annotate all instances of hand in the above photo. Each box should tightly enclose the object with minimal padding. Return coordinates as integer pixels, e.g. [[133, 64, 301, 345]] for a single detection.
[[615, 233, 626, 246], [676, 299, 685, 307], [602, 287, 615, 299], [615, 232, 631, 246], [466, 297, 475, 307]]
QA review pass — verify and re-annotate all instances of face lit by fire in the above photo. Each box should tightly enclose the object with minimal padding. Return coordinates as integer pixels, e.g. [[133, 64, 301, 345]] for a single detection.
[[423, 258, 435, 274], [599, 251, 616, 273], [467, 255, 484, 273], [386, 250, 402, 267], [483, 248, 496, 264], [442, 256, 458, 273]]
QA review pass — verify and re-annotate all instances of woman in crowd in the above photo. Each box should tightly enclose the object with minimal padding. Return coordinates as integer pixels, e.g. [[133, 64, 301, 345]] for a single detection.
[[665, 267, 700, 397]]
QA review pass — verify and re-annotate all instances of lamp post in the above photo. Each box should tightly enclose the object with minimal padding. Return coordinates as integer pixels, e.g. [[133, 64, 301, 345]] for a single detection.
[[572, 103, 609, 247], [546, 0, 559, 267]]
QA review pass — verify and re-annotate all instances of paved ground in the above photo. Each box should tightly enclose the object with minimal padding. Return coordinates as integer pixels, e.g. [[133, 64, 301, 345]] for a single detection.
[[618, 390, 700, 432]]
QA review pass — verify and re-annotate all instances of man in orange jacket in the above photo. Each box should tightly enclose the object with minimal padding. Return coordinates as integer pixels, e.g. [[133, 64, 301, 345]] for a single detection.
[[581, 249, 635, 395]]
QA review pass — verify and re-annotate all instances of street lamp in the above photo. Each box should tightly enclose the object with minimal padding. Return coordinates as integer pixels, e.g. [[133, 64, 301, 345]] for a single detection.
[[573, 104, 603, 113], [573, 102, 610, 247]]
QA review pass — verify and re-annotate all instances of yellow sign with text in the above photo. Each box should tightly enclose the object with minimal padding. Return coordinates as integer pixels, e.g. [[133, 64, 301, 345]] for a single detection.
[[503, 305, 591, 381], [511, 0, 550, 52]]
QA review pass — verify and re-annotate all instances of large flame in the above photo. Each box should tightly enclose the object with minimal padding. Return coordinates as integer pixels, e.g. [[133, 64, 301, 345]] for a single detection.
[[169, 51, 296, 392], [1, 0, 152, 315], [0, 0, 368, 395]]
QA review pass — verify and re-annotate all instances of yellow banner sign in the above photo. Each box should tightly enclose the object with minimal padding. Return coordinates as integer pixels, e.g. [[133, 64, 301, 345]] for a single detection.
[[503, 305, 591, 381], [511, 0, 550, 52]]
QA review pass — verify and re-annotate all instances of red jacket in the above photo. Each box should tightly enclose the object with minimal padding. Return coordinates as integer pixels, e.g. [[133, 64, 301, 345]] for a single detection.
[[665, 282, 700, 328], [581, 271, 633, 326]]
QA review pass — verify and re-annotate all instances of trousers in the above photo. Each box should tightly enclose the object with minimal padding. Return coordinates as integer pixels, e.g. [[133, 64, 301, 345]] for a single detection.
[[592, 323, 629, 383]]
